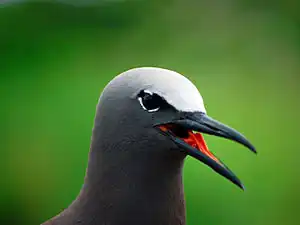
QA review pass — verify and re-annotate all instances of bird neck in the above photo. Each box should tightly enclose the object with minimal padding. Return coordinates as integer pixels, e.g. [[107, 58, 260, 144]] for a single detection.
[[70, 138, 186, 225]]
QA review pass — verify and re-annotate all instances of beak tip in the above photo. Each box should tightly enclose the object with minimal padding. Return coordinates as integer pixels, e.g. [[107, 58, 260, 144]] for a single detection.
[[231, 176, 245, 190], [250, 146, 257, 154], [245, 142, 257, 154], [240, 183, 246, 191], [235, 181, 245, 191]]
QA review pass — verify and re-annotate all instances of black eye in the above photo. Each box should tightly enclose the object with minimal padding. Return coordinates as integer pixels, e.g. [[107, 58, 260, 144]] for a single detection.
[[138, 90, 166, 112]]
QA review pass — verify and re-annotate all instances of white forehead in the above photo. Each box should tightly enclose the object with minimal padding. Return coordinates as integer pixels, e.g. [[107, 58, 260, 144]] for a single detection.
[[107, 67, 206, 113]]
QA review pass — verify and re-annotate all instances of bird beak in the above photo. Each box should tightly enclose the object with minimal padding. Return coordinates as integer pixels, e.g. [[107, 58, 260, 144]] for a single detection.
[[156, 112, 256, 190]]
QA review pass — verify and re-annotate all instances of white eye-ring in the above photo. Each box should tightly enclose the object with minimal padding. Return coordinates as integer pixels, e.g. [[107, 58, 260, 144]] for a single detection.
[[138, 90, 163, 112]]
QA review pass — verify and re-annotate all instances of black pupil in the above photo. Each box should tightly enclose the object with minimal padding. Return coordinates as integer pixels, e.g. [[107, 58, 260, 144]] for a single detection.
[[139, 91, 164, 111]]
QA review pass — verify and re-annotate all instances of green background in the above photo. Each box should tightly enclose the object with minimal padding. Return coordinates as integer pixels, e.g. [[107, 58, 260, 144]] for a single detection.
[[1, 1, 300, 225]]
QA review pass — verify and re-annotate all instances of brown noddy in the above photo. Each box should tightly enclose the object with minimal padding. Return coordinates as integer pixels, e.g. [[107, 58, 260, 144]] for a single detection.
[[42, 67, 256, 225]]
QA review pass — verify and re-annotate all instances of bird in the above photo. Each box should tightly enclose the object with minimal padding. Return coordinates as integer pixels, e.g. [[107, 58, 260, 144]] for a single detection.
[[42, 67, 256, 225]]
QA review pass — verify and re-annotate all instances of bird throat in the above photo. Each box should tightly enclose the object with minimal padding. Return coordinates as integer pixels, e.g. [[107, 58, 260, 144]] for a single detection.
[[59, 142, 187, 225]]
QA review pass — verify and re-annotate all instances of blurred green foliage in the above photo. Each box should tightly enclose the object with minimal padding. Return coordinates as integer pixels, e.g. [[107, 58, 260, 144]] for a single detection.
[[1, 1, 300, 225]]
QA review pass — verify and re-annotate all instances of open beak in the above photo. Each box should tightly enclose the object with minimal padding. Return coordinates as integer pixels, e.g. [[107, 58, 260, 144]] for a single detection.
[[156, 112, 256, 190]]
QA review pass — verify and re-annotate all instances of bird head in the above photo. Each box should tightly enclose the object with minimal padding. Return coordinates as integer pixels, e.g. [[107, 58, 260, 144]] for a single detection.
[[95, 67, 256, 189]]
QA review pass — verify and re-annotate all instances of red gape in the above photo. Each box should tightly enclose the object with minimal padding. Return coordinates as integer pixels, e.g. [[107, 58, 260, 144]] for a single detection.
[[159, 125, 220, 163], [183, 131, 220, 163]]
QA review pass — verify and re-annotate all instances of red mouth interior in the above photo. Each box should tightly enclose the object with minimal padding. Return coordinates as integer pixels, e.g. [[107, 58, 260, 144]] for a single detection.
[[159, 125, 220, 163]]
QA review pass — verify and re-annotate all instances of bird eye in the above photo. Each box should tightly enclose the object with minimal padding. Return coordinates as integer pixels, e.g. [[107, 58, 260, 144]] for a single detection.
[[138, 90, 165, 112]]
